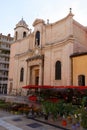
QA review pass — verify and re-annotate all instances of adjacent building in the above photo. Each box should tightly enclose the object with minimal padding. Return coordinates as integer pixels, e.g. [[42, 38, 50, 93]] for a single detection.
[[8, 9, 87, 95], [70, 52, 87, 86], [0, 33, 13, 94]]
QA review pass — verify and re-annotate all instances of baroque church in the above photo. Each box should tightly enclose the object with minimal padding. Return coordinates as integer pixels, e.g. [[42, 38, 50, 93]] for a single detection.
[[8, 9, 87, 95]]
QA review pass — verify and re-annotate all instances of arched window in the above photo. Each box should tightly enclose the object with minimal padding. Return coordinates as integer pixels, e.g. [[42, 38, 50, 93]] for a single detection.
[[23, 32, 26, 38], [35, 31, 40, 46], [15, 31, 18, 40], [20, 68, 24, 82], [55, 61, 61, 80], [78, 75, 85, 86], [9, 82, 13, 94]]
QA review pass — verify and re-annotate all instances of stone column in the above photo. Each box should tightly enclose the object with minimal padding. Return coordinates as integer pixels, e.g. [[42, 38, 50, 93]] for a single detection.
[[27, 66, 31, 85], [39, 63, 42, 85]]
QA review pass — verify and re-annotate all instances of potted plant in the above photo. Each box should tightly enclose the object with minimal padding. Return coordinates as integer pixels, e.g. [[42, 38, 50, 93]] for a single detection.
[[49, 102, 58, 121], [64, 103, 78, 124], [74, 96, 87, 130], [42, 100, 59, 121], [81, 108, 87, 130], [80, 96, 87, 130], [42, 101, 50, 120]]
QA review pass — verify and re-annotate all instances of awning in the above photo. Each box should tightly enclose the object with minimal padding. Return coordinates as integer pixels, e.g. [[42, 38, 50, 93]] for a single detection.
[[22, 85, 53, 89], [22, 85, 87, 89]]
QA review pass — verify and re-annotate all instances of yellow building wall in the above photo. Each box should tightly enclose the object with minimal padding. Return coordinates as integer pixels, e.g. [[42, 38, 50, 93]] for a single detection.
[[72, 55, 87, 86]]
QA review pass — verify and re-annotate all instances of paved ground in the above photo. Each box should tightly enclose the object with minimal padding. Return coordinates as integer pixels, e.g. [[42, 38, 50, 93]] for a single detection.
[[0, 110, 67, 130], [0, 110, 84, 130]]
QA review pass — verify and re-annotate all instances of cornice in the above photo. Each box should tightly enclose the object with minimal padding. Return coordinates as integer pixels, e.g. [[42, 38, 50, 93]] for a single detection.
[[70, 52, 87, 58], [14, 49, 32, 59], [44, 35, 74, 50], [26, 55, 44, 61]]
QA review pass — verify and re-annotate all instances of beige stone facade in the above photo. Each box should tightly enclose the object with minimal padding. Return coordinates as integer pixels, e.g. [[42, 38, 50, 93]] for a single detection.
[[8, 10, 87, 95]]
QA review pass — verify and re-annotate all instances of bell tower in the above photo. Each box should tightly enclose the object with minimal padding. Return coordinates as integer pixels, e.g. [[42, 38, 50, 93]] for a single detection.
[[14, 18, 29, 41]]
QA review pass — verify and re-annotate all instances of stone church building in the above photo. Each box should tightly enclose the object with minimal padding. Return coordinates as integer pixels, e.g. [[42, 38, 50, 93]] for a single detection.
[[8, 9, 87, 95]]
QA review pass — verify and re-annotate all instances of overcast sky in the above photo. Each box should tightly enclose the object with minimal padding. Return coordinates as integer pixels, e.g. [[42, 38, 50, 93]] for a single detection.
[[0, 0, 87, 36]]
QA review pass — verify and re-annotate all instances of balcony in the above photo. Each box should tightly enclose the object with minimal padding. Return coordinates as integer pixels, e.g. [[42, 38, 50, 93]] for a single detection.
[[0, 46, 10, 51], [0, 39, 13, 43], [0, 80, 8, 84], [0, 75, 8, 78], [0, 53, 10, 57], [0, 67, 9, 71], [0, 60, 9, 64]]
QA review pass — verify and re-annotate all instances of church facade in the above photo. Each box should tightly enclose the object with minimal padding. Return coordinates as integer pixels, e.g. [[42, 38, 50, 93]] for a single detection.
[[8, 10, 87, 95]]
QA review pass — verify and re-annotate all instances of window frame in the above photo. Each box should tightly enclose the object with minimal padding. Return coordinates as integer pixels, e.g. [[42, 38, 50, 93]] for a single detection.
[[55, 60, 61, 80], [15, 31, 18, 40], [35, 31, 40, 46], [78, 74, 85, 86], [20, 67, 24, 82], [23, 31, 26, 38]]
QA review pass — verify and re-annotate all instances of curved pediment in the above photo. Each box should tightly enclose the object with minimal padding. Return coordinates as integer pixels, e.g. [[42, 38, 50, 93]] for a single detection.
[[33, 18, 45, 26]]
